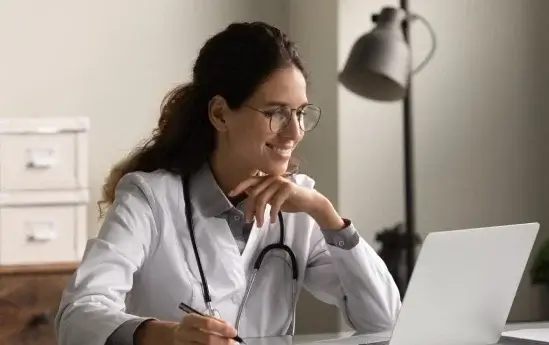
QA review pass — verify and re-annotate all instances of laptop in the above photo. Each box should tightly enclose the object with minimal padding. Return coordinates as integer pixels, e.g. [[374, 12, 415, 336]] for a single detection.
[[320, 222, 540, 345]]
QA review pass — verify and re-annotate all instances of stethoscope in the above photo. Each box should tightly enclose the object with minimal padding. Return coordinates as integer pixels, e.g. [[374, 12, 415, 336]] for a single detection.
[[182, 175, 299, 333]]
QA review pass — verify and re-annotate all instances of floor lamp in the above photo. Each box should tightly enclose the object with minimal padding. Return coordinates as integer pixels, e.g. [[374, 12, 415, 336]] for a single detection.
[[338, 3, 436, 295]]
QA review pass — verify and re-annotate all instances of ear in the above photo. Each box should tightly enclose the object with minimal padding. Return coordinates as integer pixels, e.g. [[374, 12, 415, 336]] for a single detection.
[[208, 95, 229, 132]]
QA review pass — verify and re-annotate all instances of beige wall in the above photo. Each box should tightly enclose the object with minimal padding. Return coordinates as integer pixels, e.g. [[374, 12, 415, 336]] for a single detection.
[[0, 0, 288, 236]]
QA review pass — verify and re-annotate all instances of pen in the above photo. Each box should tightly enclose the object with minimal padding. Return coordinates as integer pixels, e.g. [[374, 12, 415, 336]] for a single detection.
[[178, 302, 245, 344]]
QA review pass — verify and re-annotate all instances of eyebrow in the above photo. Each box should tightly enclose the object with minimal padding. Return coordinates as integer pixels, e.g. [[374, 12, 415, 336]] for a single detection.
[[263, 101, 309, 108]]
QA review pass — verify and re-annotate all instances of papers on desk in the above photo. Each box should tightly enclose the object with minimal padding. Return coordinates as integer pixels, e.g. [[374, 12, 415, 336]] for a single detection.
[[501, 328, 549, 344]]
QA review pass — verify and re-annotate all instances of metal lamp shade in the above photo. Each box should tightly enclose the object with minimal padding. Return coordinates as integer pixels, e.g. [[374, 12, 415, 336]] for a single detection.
[[339, 7, 411, 102]]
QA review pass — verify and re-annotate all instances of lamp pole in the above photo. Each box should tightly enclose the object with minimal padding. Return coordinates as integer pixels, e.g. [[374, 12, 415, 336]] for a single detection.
[[338, 2, 437, 296], [400, 0, 417, 289]]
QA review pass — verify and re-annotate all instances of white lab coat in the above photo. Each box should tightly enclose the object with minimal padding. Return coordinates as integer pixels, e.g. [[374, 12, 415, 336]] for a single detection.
[[55, 170, 401, 345]]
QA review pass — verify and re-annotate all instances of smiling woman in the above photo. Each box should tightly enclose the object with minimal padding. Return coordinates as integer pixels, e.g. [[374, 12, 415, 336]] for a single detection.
[[97, 22, 313, 204], [207, 65, 314, 186], [54, 21, 401, 345]]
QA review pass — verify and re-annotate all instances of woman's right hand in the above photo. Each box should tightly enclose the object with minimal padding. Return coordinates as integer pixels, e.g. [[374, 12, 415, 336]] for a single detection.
[[174, 313, 239, 345], [135, 315, 238, 345]]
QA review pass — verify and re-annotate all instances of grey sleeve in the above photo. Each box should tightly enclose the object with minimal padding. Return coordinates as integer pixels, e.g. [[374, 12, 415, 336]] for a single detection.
[[106, 318, 154, 345], [320, 219, 360, 250]]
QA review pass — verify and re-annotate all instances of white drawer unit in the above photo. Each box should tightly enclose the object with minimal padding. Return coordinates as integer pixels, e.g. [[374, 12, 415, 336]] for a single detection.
[[0, 205, 87, 265], [0, 117, 89, 266]]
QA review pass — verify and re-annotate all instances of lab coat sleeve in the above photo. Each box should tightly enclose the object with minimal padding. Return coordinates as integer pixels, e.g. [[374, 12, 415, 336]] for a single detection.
[[54, 173, 158, 345], [303, 221, 402, 333]]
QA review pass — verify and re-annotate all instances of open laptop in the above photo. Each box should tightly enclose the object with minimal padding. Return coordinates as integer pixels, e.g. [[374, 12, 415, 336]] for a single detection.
[[320, 222, 540, 345]]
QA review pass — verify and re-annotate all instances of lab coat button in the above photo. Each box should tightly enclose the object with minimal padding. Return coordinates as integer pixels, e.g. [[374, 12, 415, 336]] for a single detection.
[[337, 240, 345, 247], [234, 215, 240, 221]]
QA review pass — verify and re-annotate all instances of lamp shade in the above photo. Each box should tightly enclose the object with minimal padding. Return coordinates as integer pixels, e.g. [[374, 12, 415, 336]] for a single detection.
[[339, 7, 411, 102]]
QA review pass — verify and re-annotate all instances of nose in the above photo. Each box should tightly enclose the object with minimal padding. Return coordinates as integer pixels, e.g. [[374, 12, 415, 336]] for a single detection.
[[280, 112, 304, 141]]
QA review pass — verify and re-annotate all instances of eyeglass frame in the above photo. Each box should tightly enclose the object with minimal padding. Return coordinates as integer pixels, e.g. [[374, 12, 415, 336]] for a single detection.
[[244, 103, 322, 134]]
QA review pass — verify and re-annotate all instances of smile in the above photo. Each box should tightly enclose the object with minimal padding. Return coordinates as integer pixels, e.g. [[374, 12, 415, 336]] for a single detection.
[[266, 143, 293, 157]]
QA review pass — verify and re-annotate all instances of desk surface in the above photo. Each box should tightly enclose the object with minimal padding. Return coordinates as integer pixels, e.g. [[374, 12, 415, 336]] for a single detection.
[[290, 321, 549, 345]]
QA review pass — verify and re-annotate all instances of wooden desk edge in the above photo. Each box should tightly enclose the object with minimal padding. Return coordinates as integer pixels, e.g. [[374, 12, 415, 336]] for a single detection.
[[0, 262, 79, 275]]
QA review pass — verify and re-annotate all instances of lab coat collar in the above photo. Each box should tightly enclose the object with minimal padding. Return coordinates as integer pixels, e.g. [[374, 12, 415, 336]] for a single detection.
[[190, 163, 234, 218]]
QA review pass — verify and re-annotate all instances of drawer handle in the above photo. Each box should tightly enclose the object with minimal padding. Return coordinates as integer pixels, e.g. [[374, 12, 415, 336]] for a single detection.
[[26, 221, 57, 242], [26, 148, 56, 169]]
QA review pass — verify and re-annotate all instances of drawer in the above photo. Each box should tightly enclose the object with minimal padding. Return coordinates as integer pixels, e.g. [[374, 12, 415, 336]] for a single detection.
[[0, 269, 75, 345], [0, 206, 81, 265], [0, 133, 86, 191]]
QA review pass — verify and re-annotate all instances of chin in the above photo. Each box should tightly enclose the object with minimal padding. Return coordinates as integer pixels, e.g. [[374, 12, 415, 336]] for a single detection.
[[258, 145, 295, 176], [260, 161, 290, 176]]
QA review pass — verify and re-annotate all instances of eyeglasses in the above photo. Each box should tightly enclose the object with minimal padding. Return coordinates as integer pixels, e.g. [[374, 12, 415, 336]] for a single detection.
[[245, 104, 322, 133]]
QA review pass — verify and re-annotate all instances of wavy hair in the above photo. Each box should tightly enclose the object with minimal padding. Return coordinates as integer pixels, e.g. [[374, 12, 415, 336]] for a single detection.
[[98, 22, 306, 217]]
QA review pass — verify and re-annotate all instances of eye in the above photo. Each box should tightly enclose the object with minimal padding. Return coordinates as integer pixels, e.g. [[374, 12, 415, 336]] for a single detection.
[[270, 107, 290, 118], [260, 108, 278, 117]]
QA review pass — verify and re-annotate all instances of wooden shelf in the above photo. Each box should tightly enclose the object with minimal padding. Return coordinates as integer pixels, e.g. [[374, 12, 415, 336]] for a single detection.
[[0, 262, 79, 275]]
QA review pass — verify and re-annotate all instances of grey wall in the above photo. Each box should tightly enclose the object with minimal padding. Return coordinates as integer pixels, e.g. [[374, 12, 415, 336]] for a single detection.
[[288, 0, 343, 334], [410, 0, 549, 321], [292, 0, 549, 331]]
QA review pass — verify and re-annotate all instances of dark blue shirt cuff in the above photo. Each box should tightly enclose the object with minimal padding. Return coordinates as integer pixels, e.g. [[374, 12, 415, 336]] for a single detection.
[[106, 318, 155, 345]]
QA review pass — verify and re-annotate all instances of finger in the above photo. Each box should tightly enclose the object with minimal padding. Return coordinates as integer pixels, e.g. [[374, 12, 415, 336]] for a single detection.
[[253, 180, 281, 227], [181, 314, 237, 338], [269, 184, 292, 223], [229, 173, 293, 197], [183, 314, 236, 336], [244, 177, 278, 223], [228, 176, 263, 197], [177, 327, 236, 345]]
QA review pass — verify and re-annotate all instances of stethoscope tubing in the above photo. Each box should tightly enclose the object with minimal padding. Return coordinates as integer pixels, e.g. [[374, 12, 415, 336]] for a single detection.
[[182, 174, 299, 333]]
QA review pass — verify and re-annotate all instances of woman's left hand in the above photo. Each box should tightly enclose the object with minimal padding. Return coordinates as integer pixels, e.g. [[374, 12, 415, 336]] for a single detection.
[[228, 175, 345, 230]]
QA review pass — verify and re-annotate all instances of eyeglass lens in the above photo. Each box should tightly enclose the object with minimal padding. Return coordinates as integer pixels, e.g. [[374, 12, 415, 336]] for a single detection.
[[270, 105, 321, 133]]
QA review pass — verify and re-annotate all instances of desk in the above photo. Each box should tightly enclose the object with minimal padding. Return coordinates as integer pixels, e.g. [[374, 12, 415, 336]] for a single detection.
[[504, 322, 549, 331], [0, 262, 78, 345], [288, 322, 549, 345]]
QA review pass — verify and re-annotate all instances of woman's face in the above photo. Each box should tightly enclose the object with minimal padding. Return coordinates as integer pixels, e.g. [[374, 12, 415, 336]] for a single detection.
[[212, 66, 309, 176]]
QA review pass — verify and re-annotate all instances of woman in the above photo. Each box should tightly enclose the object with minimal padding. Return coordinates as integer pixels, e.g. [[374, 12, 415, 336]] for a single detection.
[[55, 21, 401, 345]]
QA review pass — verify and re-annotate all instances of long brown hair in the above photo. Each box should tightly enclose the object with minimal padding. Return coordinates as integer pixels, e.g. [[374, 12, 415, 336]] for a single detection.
[[98, 22, 306, 217]]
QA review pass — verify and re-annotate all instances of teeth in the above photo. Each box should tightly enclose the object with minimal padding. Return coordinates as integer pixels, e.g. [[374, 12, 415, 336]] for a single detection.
[[268, 145, 292, 156], [273, 148, 291, 154]]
